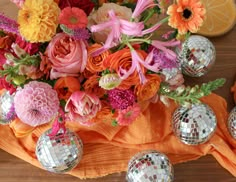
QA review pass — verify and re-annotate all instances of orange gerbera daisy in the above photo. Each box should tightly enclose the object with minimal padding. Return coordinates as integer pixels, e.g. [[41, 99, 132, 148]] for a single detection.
[[59, 7, 88, 29], [167, 0, 206, 35]]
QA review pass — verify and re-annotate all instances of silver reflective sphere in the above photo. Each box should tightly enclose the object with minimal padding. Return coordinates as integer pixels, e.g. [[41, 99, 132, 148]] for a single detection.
[[178, 35, 216, 77], [36, 128, 83, 173], [126, 150, 174, 182], [172, 104, 217, 145], [0, 91, 15, 124], [228, 107, 236, 139]]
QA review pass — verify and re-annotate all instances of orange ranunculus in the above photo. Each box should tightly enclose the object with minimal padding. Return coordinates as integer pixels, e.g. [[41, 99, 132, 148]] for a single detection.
[[86, 44, 110, 73], [231, 82, 236, 104], [90, 101, 115, 123], [0, 34, 15, 49], [83, 75, 106, 98], [9, 118, 35, 138], [54, 76, 80, 100], [103, 48, 147, 90], [135, 74, 161, 102]]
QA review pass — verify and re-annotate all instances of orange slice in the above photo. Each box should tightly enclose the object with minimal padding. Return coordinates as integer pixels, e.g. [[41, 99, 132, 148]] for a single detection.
[[197, 0, 236, 37]]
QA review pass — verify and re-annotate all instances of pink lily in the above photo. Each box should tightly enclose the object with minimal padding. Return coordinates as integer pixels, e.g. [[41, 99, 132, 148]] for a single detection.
[[119, 49, 160, 84], [132, 0, 157, 19], [90, 10, 144, 56], [151, 40, 180, 60]]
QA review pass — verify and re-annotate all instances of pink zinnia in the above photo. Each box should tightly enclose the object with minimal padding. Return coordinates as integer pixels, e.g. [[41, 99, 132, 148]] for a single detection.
[[117, 104, 141, 126], [108, 88, 136, 110], [14, 81, 60, 127]]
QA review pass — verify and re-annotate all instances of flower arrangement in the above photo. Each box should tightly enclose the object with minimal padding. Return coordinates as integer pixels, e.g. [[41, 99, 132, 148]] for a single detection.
[[0, 0, 224, 129]]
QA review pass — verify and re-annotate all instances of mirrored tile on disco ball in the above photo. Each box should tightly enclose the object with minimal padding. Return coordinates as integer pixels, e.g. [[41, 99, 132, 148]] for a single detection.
[[0, 91, 15, 125], [126, 150, 174, 182], [228, 106, 236, 139], [178, 35, 216, 77], [172, 104, 217, 145], [36, 128, 83, 173]]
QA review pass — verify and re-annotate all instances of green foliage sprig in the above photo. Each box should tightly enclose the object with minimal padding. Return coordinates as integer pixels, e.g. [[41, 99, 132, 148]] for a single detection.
[[159, 78, 226, 106]]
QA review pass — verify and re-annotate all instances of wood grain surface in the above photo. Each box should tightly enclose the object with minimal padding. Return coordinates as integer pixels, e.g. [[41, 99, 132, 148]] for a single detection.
[[0, 1, 236, 182]]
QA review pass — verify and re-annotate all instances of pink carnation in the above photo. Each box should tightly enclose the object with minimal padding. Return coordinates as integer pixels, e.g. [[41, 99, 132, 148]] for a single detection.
[[14, 81, 60, 127], [10, 0, 25, 8], [117, 104, 141, 126], [108, 88, 136, 110]]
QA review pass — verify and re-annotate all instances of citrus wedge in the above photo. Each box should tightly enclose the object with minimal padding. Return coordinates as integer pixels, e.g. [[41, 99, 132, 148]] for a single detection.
[[197, 0, 236, 36]]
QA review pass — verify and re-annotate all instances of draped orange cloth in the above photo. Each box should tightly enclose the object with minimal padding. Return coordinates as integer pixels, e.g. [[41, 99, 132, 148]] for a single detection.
[[0, 93, 236, 179]]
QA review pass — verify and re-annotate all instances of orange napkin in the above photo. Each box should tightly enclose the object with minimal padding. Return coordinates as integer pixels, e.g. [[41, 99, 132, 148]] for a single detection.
[[0, 93, 236, 179]]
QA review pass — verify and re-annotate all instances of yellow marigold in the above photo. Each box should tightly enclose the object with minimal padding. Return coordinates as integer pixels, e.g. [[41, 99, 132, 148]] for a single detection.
[[18, 0, 60, 43]]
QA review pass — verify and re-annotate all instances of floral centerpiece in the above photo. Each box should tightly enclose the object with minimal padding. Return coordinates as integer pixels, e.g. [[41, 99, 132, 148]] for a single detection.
[[0, 0, 224, 140]]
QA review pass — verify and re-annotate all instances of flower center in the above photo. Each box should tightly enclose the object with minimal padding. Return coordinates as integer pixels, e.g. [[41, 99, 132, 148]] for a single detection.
[[182, 8, 192, 20], [70, 16, 78, 24]]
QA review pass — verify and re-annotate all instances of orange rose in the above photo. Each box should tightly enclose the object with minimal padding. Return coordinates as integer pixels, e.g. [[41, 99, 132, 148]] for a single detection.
[[103, 48, 147, 90], [54, 76, 80, 100], [231, 82, 236, 104], [135, 74, 161, 102], [83, 75, 106, 98], [86, 43, 110, 73], [0, 34, 14, 49]]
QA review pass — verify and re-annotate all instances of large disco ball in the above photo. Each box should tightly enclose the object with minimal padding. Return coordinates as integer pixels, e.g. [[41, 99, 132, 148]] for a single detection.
[[178, 35, 216, 77], [172, 104, 217, 145], [0, 91, 15, 124], [228, 106, 236, 139], [126, 150, 174, 182], [36, 128, 83, 173]]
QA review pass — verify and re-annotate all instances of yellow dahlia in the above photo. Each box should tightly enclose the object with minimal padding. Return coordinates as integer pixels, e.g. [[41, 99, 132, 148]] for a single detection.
[[18, 0, 60, 43], [167, 0, 206, 35]]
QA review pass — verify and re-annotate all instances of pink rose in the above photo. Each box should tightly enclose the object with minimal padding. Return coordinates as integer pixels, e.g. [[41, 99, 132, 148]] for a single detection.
[[65, 91, 102, 126], [46, 33, 87, 79]]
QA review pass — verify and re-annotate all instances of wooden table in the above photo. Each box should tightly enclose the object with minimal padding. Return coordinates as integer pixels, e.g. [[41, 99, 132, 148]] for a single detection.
[[0, 1, 236, 182]]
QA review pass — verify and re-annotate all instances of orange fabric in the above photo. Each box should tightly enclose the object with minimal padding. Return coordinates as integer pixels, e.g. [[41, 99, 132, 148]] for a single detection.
[[0, 93, 236, 179]]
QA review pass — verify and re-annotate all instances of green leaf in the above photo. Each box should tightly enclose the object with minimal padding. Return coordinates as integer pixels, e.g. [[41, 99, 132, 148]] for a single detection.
[[111, 120, 118, 127]]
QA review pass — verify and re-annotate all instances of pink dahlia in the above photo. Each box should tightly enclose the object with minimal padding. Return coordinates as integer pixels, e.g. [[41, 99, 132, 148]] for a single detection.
[[14, 81, 60, 127], [108, 88, 136, 110], [117, 104, 141, 126]]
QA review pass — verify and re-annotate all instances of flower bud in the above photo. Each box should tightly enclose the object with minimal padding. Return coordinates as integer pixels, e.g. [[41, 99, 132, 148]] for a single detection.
[[99, 73, 121, 90], [12, 75, 26, 85]]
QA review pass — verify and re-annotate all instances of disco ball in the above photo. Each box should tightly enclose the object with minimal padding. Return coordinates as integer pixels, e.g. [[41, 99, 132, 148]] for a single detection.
[[172, 104, 217, 145], [178, 35, 216, 77], [126, 150, 174, 182], [228, 106, 236, 139], [0, 91, 15, 124], [36, 128, 83, 173]]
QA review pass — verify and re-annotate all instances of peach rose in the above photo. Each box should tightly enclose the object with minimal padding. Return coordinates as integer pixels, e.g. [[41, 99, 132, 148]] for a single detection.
[[103, 48, 147, 90], [135, 74, 161, 102], [46, 33, 87, 79], [65, 91, 102, 126], [86, 43, 110, 73], [88, 3, 132, 43], [54, 76, 81, 100]]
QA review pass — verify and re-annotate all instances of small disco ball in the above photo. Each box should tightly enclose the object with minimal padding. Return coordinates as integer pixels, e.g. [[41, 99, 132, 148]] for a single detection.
[[0, 91, 15, 124], [126, 150, 174, 182], [36, 128, 83, 173], [178, 35, 216, 77], [228, 107, 236, 139], [172, 104, 217, 145]]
